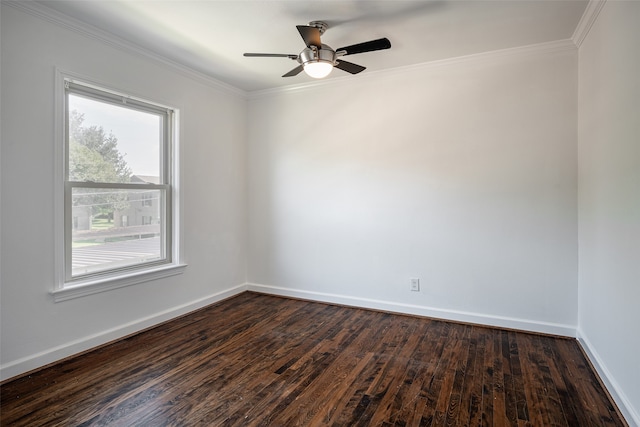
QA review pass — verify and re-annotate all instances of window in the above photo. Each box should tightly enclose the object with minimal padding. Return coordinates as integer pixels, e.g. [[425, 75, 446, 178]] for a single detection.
[[141, 192, 154, 207], [54, 74, 184, 300]]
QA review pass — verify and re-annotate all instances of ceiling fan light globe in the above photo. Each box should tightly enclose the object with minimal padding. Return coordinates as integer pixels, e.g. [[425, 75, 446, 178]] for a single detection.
[[303, 61, 333, 79]]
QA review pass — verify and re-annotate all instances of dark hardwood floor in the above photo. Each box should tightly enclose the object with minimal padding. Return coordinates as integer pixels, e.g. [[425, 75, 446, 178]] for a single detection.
[[1, 292, 626, 426]]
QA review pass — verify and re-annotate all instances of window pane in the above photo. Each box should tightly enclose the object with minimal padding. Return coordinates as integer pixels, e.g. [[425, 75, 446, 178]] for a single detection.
[[71, 188, 164, 277], [68, 94, 161, 182]]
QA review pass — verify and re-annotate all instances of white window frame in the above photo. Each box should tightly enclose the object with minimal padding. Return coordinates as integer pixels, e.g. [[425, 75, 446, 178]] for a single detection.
[[52, 70, 185, 302]]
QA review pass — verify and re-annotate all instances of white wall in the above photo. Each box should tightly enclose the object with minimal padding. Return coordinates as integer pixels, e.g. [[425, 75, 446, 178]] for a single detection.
[[1, 2, 637, 423], [577, 1, 640, 424], [247, 46, 579, 335], [0, 4, 247, 380]]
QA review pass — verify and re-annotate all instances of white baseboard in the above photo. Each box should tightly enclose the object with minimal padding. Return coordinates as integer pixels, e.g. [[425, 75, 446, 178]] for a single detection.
[[577, 328, 639, 427], [246, 283, 576, 337], [0, 283, 248, 382]]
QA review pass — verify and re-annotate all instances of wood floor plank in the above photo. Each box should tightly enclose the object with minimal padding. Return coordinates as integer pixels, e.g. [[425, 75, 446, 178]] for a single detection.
[[387, 319, 440, 426], [491, 329, 509, 427], [478, 329, 494, 426], [465, 327, 486, 427], [364, 320, 425, 425], [501, 330, 520, 426], [517, 333, 551, 427], [418, 321, 451, 426], [0, 292, 627, 427], [432, 323, 463, 420]]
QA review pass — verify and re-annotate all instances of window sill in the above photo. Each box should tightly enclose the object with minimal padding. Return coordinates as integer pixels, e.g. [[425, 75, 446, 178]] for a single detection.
[[51, 263, 187, 302]]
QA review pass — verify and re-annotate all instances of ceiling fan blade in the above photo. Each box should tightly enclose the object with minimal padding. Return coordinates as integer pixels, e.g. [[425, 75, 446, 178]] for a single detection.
[[244, 53, 298, 59], [336, 38, 391, 56], [335, 60, 366, 75], [296, 25, 322, 48], [282, 65, 304, 77]]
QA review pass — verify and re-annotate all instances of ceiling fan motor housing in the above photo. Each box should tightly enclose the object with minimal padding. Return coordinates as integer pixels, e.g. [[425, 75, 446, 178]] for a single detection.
[[299, 45, 336, 66]]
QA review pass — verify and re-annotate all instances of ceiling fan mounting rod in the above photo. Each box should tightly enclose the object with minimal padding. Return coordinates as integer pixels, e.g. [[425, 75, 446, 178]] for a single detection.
[[308, 20, 328, 35]]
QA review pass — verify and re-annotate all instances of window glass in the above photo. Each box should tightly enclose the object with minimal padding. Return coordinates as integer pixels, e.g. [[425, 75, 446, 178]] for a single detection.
[[64, 81, 172, 283], [70, 188, 163, 277], [68, 94, 161, 182]]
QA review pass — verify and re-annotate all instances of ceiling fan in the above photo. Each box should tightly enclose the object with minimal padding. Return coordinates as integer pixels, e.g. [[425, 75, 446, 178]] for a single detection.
[[244, 21, 391, 79]]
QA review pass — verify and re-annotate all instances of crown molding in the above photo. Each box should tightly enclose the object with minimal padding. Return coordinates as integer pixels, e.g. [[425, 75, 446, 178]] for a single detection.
[[572, 0, 607, 48], [248, 38, 577, 100], [3, 1, 248, 98]]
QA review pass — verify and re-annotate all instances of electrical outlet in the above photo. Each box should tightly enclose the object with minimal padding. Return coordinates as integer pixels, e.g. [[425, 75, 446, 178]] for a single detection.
[[410, 278, 420, 292]]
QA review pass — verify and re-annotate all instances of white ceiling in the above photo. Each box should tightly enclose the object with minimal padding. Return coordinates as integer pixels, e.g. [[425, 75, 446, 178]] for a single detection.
[[35, 0, 589, 92]]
